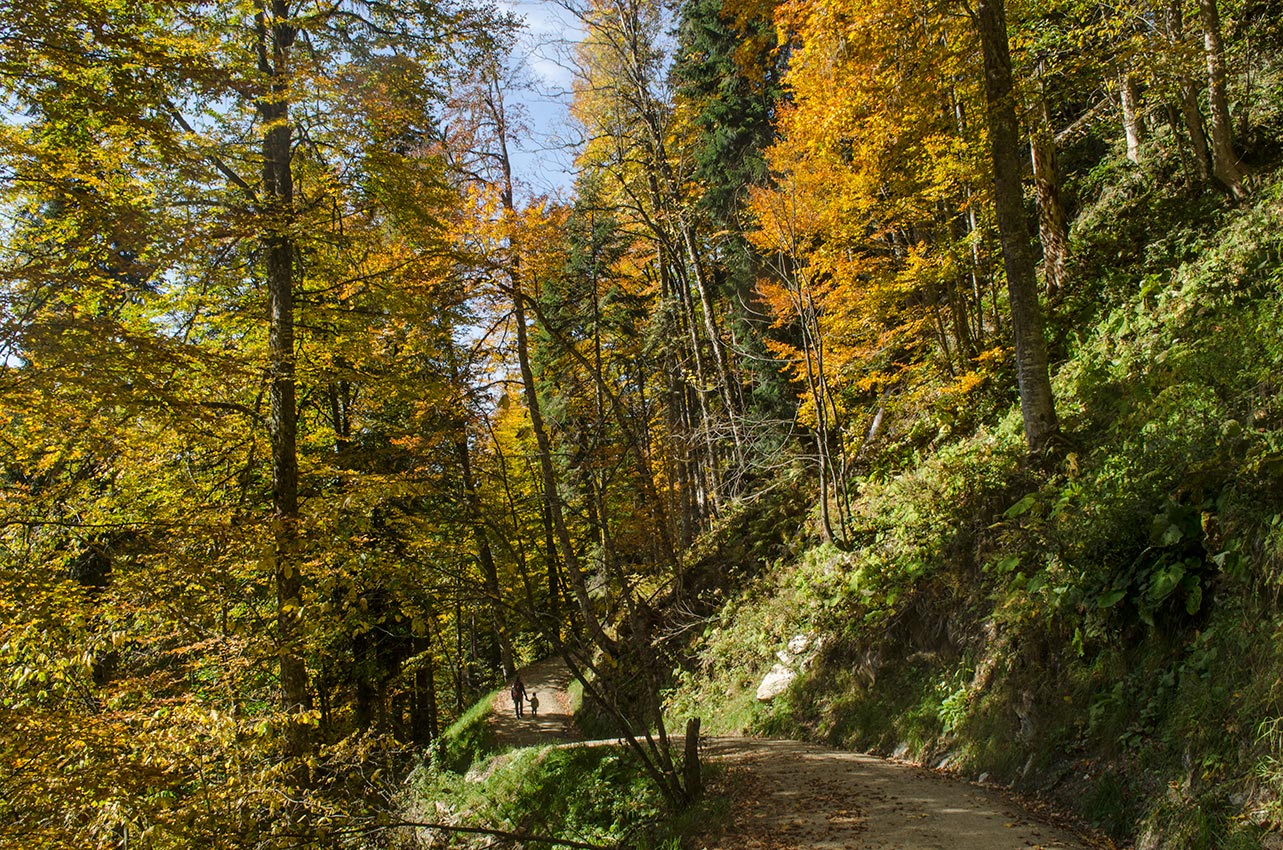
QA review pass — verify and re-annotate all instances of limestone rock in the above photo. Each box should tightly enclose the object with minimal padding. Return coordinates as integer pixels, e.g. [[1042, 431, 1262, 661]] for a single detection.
[[756, 664, 796, 701]]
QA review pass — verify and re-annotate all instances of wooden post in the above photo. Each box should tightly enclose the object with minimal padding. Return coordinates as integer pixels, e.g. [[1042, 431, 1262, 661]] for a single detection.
[[683, 717, 703, 802]]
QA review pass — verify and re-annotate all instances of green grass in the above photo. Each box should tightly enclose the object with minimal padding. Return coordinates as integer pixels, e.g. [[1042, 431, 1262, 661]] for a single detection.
[[407, 743, 721, 849], [434, 688, 500, 774]]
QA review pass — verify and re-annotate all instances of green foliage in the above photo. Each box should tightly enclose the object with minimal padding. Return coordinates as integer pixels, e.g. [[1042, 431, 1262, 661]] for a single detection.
[[408, 745, 703, 849], [671, 0, 779, 227], [434, 690, 501, 775]]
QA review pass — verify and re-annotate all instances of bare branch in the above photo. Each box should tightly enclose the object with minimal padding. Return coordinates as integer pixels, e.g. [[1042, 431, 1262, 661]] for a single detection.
[[165, 103, 259, 201]]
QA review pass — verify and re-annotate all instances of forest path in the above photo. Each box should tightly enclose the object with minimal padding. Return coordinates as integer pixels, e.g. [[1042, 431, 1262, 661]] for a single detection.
[[489, 657, 580, 749], [489, 662, 1092, 849]]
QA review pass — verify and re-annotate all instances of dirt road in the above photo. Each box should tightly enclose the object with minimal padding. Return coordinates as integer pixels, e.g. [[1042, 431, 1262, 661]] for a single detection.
[[488, 660, 1092, 849], [697, 737, 1090, 850]]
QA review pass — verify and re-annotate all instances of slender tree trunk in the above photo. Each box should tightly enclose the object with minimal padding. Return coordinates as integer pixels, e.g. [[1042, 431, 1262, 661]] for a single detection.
[[410, 635, 439, 746], [1165, 2, 1216, 187], [975, 0, 1060, 454], [949, 273, 978, 360], [540, 500, 564, 625], [679, 220, 743, 459], [652, 180, 723, 507], [1120, 70, 1146, 164], [1198, 0, 1248, 201], [673, 272, 724, 505], [951, 89, 994, 348], [326, 379, 352, 453], [787, 270, 847, 545], [512, 280, 615, 654], [258, 0, 311, 762], [667, 352, 695, 549], [456, 435, 515, 678], [932, 294, 956, 378], [1179, 83, 1216, 185], [479, 70, 599, 649], [453, 591, 465, 712]]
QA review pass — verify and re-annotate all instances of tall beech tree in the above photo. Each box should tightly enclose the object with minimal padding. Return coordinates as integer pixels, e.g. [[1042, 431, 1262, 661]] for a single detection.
[[255, 0, 311, 763], [975, 0, 1060, 453]]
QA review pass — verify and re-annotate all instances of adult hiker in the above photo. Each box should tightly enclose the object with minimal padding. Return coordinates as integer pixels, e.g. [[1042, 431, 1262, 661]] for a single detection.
[[510, 676, 527, 718]]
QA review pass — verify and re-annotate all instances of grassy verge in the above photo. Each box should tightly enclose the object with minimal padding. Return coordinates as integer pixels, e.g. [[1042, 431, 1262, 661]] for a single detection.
[[405, 743, 723, 849], [433, 688, 500, 775]]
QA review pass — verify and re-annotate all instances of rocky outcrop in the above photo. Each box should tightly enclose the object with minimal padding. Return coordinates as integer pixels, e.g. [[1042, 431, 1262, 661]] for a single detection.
[[755, 633, 821, 702]]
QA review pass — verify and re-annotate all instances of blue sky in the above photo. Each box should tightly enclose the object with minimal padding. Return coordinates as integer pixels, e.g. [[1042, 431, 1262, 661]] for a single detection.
[[501, 0, 584, 198]]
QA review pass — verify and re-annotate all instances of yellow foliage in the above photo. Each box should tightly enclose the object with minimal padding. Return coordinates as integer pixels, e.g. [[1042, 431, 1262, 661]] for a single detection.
[[750, 0, 996, 427]]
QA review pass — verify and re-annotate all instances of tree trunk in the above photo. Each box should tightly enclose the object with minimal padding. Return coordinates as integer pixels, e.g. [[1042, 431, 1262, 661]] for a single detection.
[[1179, 82, 1215, 185], [683, 717, 703, 800], [512, 280, 615, 655], [795, 280, 844, 544], [667, 359, 696, 549], [409, 635, 438, 745], [975, 0, 1060, 455], [541, 499, 564, 625], [1198, 0, 1248, 201], [456, 435, 515, 678], [1165, 1, 1216, 187], [1120, 70, 1146, 164], [478, 69, 605, 651], [653, 180, 723, 508], [258, 0, 311, 762], [679, 220, 744, 461]]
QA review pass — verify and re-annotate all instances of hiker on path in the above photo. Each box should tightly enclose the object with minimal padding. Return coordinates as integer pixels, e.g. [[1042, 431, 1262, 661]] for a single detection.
[[510, 677, 527, 718], [528, 692, 539, 717]]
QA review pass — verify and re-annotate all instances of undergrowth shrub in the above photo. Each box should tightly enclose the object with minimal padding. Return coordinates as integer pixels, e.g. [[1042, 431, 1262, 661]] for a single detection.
[[406, 745, 705, 849]]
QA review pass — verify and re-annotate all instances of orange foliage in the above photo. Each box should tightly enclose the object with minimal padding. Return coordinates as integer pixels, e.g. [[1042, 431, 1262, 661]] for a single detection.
[[750, 0, 997, 435]]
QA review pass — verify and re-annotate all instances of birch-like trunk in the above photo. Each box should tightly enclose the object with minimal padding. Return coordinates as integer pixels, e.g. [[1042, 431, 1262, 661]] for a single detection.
[[1120, 70, 1146, 164], [1198, 0, 1248, 200]]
